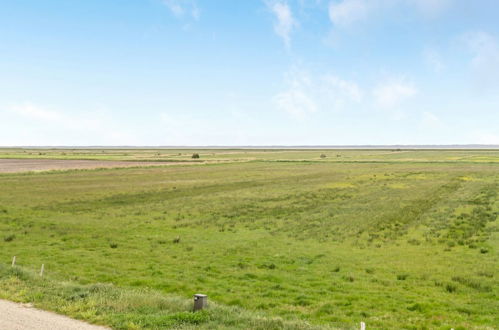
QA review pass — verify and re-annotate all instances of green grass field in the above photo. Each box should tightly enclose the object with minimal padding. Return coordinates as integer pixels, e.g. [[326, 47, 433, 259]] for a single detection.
[[0, 149, 498, 329]]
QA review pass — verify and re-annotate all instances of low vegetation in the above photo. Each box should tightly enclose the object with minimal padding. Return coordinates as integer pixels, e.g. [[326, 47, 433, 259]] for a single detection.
[[0, 149, 498, 329], [0, 265, 324, 329]]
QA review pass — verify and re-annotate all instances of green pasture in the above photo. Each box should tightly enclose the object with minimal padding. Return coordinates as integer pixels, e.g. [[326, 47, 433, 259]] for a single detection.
[[1, 148, 498, 163], [0, 150, 498, 329]]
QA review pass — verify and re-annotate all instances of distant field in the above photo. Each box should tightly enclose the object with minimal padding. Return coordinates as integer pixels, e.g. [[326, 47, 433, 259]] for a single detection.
[[0, 149, 498, 329], [1, 147, 499, 163]]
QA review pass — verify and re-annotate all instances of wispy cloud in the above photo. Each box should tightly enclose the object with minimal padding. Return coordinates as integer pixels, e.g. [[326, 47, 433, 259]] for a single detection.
[[328, 0, 452, 28], [9, 103, 101, 130], [267, 1, 297, 48], [323, 75, 363, 102], [274, 68, 362, 118], [423, 48, 445, 73], [274, 69, 316, 118], [6, 103, 135, 145], [462, 31, 499, 89], [328, 0, 368, 28], [410, 0, 451, 18], [163, 0, 200, 20], [420, 111, 442, 128], [372, 79, 418, 109]]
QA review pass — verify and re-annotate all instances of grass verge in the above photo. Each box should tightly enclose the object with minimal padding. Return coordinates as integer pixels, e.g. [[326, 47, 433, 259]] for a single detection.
[[0, 264, 332, 330]]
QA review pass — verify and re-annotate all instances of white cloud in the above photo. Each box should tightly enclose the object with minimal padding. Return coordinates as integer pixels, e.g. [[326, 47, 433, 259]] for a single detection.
[[274, 70, 316, 118], [267, 1, 297, 48], [410, 0, 451, 18], [420, 111, 441, 128], [323, 75, 363, 102], [327, 0, 451, 28], [462, 31, 499, 89], [328, 0, 368, 27], [163, 0, 200, 20], [372, 79, 417, 108], [9, 103, 101, 130], [274, 69, 363, 118], [6, 103, 137, 145], [423, 48, 445, 73]]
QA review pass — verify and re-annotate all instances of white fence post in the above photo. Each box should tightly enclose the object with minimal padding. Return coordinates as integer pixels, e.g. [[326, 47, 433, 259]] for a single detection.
[[40, 264, 44, 277], [11, 256, 16, 267]]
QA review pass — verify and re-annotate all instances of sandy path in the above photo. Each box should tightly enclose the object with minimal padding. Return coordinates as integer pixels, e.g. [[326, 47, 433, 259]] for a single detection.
[[0, 158, 177, 173], [0, 299, 108, 329]]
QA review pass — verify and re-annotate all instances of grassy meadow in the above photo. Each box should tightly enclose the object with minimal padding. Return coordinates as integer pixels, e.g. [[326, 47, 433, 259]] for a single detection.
[[0, 149, 498, 329]]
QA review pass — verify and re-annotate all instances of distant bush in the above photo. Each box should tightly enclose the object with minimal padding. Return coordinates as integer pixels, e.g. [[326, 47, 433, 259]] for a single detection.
[[397, 274, 409, 281], [192, 153, 200, 159], [320, 154, 326, 159], [343, 275, 354, 282], [445, 283, 457, 293], [173, 236, 181, 244], [4, 234, 15, 242], [109, 242, 118, 248], [407, 303, 425, 312]]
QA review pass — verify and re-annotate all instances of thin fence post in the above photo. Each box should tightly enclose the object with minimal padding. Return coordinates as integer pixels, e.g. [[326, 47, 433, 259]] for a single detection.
[[11, 256, 16, 267], [40, 264, 44, 277], [360, 321, 366, 330]]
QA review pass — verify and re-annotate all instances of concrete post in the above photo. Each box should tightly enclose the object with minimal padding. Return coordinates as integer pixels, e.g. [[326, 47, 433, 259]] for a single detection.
[[193, 293, 208, 311]]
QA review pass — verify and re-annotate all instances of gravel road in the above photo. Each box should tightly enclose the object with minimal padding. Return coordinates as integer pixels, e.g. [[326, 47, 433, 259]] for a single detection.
[[0, 299, 108, 330]]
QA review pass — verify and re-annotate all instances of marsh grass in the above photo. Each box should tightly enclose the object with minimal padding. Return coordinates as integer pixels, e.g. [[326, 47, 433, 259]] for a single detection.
[[0, 150, 498, 329], [0, 265, 328, 330]]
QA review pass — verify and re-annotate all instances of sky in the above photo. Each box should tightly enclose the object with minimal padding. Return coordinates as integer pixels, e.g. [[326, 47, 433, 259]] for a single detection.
[[1, 0, 498, 146]]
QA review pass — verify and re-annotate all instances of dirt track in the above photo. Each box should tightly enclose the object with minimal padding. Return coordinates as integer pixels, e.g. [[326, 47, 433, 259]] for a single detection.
[[0, 299, 108, 329], [0, 159, 176, 173]]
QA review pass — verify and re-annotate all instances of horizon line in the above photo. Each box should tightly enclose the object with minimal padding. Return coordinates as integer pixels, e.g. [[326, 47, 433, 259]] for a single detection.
[[1, 144, 499, 150]]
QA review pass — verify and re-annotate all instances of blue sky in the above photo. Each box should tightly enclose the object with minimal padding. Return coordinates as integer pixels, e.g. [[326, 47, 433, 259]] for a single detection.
[[1, 0, 498, 146]]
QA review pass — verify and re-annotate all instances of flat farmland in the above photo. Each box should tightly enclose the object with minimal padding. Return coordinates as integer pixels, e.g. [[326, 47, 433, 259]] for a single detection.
[[0, 149, 498, 329]]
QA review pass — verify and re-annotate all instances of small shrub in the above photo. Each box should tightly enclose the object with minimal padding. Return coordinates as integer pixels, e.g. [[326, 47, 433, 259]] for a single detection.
[[191, 153, 200, 159], [397, 274, 408, 280], [109, 242, 118, 248], [343, 275, 354, 282], [365, 268, 375, 274], [4, 234, 15, 242], [173, 236, 181, 244], [407, 303, 425, 312], [445, 283, 457, 293], [332, 266, 340, 272], [259, 263, 277, 270], [320, 154, 327, 159], [479, 248, 488, 254]]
